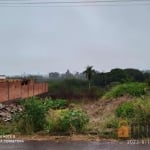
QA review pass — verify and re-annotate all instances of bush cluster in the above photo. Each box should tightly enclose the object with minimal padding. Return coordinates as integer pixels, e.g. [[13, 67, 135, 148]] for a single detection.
[[46, 109, 89, 133], [116, 102, 135, 119], [103, 82, 146, 99], [14, 97, 89, 134], [44, 99, 68, 109], [16, 97, 48, 133], [115, 98, 150, 124], [103, 98, 150, 138]]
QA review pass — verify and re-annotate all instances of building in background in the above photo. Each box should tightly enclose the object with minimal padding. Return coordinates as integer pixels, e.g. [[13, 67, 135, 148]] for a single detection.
[[0, 75, 6, 80]]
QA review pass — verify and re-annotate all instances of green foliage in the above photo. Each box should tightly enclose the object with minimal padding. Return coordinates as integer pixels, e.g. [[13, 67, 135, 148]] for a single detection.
[[48, 78, 102, 99], [115, 98, 150, 124], [93, 72, 108, 87], [0, 122, 17, 135], [46, 109, 89, 133], [48, 79, 88, 99], [116, 102, 135, 118], [93, 68, 146, 87], [103, 82, 146, 99], [83, 66, 95, 89], [44, 99, 68, 109], [124, 68, 144, 82], [17, 97, 48, 133], [59, 110, 89, 132], [86, 86, 104, 99], [16, 98, 68, 134], [106, 118, 119, 129], [109, 68, 128, 83], [133, 99, 150, 124], [0, 127, 11, 135], [101, 117, 119, 139], [15, 97, 89, 134]]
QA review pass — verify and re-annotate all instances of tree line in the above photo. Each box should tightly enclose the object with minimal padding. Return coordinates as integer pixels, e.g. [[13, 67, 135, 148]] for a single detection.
[[92, 68, 150, 87], [49, 67, 150, 87]]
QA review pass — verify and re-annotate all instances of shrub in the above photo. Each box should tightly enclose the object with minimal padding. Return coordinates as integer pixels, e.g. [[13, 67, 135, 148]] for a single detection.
[[0, 122, 17, 135], [44, 99, 68, 109], [101, 117, 119, 139], [106, 118, 119, 129], [17, 97, 48, 133], [46, 109, 89, 133], [116, 102, 135, 118], [133, 99, 150, 124], [86, 86, 104, 99], [103, 82, 146, 99], [115, 98, 150, 124], [15, 98, 69, 134]]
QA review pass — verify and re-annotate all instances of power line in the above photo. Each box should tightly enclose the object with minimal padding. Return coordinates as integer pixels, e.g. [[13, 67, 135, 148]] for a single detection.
[[0, 0, 150, 7], [0, 0, 150, 1], [0, 0, 150, 4]]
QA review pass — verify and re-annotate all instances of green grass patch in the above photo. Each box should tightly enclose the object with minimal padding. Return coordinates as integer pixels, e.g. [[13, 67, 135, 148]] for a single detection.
[[103, 82, 146, 99], [115, 97, 150, 124]]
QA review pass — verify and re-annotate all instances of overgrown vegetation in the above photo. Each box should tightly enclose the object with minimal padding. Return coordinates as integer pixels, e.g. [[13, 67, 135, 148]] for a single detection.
[[44, 99, 68, 109], [103, 82, 146, 99], [0, 122, 17, 135], [47, 68, 150, 100], [116, 102, 135, 118], [116, 98, 150, 124], [46, 109, 89, 134], [12, 97, 89, 135], [48, 78, 104, 99], [15, 97, 48, 134], [101, 97, 150, 139], [1, 67, 150, 138]]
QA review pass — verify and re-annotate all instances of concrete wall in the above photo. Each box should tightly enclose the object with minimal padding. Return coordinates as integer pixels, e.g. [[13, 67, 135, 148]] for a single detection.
[[0, 80, 48, 102]]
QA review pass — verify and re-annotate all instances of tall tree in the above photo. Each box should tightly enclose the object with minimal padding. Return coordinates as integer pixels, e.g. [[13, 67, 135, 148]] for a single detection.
[[83, 66, 95, 89], [124, 68, 144, 82]]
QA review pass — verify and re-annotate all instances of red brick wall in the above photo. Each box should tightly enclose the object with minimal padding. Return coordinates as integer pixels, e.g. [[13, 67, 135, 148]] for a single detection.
[[38, 83, 43, 95], [0, 81, 8, 102], [15, 81, 21, 98], [45, 83, 48, 92], [34, 83, 39, 95], [9, 81, 21, 100], [21, 84, 29, 99], [0, 80, 48, 102], [29, 82, 34, 97]]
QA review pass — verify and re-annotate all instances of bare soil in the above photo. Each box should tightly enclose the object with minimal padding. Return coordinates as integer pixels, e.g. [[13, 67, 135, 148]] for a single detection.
[[15, 134, 117, 142], [72, 96, 132, 132]]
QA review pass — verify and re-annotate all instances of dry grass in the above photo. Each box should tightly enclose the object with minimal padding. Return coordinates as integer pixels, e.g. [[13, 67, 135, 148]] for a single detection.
[[69, 96, 132, 133]]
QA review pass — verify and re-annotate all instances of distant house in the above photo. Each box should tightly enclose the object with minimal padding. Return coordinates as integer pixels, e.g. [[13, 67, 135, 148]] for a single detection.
[[0, 75, 6, 80]]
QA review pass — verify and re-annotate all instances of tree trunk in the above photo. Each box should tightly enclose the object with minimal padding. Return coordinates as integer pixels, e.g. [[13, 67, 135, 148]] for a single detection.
[[89, 81, 91, 89]]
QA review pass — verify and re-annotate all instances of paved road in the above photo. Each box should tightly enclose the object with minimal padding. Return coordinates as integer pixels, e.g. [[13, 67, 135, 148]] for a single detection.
[[0, 141, 150, 150]]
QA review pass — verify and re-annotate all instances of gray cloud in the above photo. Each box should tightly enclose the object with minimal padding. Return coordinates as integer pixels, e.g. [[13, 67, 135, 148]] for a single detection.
[[0, 5, 150, 75]]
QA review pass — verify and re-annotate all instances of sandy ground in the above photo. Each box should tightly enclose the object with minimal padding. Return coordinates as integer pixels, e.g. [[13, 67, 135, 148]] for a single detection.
[[14, 134, 118, 142]]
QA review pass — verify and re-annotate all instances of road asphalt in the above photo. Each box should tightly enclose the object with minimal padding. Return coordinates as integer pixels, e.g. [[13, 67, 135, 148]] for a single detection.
[[0, 140, 150, 150]]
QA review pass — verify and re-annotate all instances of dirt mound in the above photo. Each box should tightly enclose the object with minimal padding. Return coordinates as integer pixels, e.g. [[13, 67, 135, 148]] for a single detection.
[[77, 96, 132, 131]]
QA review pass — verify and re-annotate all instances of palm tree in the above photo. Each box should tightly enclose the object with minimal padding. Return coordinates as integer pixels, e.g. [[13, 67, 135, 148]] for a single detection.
[[83, 66, 95, 89]]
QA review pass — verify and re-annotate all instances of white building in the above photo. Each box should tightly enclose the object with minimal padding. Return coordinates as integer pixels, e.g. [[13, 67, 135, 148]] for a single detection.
[[0, 75, 6, 79]]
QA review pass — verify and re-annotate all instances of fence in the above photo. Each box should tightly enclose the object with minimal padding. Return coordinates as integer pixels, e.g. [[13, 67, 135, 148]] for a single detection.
[[0, 79, 48, 103], [131, 123, 150, 138]]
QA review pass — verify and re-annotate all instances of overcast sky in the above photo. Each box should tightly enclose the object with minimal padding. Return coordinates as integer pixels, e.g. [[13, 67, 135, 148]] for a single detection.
[[0, 3, 150, 75]]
